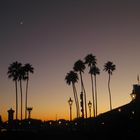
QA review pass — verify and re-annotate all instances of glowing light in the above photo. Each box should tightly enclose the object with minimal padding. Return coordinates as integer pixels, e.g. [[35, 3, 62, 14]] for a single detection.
[[118, 108, 121, 112], [132, 111, 135, 114], [101, 122, 105, 125], [20, 21, 23, 25], [75, 122, 77, 126]]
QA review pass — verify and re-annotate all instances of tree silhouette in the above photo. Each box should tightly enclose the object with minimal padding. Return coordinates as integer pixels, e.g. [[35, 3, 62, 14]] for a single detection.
[[73, 60, 87, 118], [85, 54, 97, 117], [90, 65, 100, 116], [7, 61, 22, 120], [24, 63, 34, 119], [104, 61, 116, 110], [65, 71, 80, 118], [18, 65, 26, 120]]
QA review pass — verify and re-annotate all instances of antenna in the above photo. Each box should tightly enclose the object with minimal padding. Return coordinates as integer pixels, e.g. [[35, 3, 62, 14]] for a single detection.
[[137, 74, 140, 85]]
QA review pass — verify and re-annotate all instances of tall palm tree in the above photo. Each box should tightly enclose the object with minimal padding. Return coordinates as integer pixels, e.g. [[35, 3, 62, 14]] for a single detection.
[[18, 65, 26, 120], [85, 54, 97, 117], [65, 71, 80, 118], [90, 65, 100, 116], [7, 61, 22, 120], [73, 60, 87, 118], [24, 63, 34, 119], [104, 61, 116, 110]]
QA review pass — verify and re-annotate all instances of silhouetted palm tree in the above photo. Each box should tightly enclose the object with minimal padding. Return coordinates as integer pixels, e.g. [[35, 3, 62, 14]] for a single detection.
[[90, 65, 100, 116], [104, 61, 116, 110], [65, 71, 80, 118], [73, 60, 87, 118], [85, 54, 97, 117], [24, 63, 34, 119], [18, 65, 26, 120], [7, 61, 22, 120]]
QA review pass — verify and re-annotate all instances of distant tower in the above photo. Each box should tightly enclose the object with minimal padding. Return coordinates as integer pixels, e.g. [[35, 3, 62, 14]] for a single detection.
[[27, 107, 33, 119], [7, 108, 15, 122]]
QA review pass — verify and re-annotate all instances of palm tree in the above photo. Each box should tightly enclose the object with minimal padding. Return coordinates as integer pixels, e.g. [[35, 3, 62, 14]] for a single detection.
[[65, 71, 80, 118], [24, 63, 34, 119], [104, 61, 116, 110], [90, 65, 100, 116], [18, 65, 26, 120], [73, 60, 87, 118], [7, 61, 22, 120], [85, 54, 97, 117]]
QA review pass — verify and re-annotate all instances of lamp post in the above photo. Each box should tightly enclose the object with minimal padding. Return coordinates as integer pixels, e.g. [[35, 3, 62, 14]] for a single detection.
[[80, 92, 84, 118], [88, 101, 92, 118], [68, 97, 73, 121]]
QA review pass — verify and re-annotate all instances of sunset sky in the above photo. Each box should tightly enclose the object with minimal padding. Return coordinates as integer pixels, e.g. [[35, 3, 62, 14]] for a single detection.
[[1, 0, 140, 121]]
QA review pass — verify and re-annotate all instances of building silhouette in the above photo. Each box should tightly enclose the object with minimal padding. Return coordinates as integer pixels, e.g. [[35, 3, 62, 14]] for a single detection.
[[7, 108, 15, 123]]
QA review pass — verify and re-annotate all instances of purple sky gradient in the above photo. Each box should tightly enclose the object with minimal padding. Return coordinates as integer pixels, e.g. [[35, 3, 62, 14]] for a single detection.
[[1, 0, 140, 121]]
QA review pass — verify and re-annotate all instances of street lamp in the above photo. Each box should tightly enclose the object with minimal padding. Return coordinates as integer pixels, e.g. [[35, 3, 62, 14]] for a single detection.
[[68, 97, 73, 121], [88, 101, 92, 118]]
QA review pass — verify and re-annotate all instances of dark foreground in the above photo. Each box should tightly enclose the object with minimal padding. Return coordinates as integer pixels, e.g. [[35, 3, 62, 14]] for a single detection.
[[0, 115, 140, 140], [0, 127, 139, 140], [1, 92, 140, 140]]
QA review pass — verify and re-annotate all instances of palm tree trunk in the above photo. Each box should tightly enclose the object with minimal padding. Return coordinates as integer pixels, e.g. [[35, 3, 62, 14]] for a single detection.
[[83, 85, 87, 118], [20, 80, 23, 120], [108, 74, 112, 110], [80, 72, 87, 118], [25, 78, 29, 119], [94, 75, 97, 116], [74, 85, 80, 118], [15, 80, 18, 120], [91, 74, 95, 117], [72, 84, 78, 118]]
